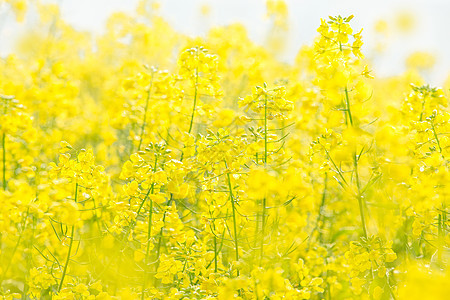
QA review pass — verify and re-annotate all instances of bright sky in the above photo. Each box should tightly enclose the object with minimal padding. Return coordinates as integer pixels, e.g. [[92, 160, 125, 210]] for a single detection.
[[0, 0, 449, 84]]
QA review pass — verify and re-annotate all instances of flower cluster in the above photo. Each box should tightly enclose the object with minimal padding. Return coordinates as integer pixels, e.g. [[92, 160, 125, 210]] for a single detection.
[[0, 1, 448, 299]]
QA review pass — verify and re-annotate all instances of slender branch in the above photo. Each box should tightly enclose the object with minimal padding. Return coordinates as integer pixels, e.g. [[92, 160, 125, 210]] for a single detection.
[[2, 132, 6, 190], [188, 49, 199, 134], [141, 155, 158, 299], [58, 183, 78, 292], [353, 153, 367, 238], [224, 160, 239, 275], [344, 86, 353, 126], [138, 71, 155, 151], [58, 225, 74, 292]]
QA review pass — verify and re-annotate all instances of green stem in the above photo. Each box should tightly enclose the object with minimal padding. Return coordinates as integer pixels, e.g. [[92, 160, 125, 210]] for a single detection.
[[224, 161, 239, 274], [317, 172, 328, 243], [344, 85, 366, 237], [141, 195, 154, 299], [58, 182, 78, 292], [2, 132, 6, 190], [1, 98, 8, 192], [260, 92, 269, 264], [344, 86, 353, 126], [321, 145, 347, 186], [214, 236, 218, 273], [138, 72, 155, 151], [353, 154, 367, 238], [1, 208, 29, 281], [141, 156, 158, 299], [264, 93, 268, 164], [260, 197, 266, 264], [437, 209, 446, 267], [24, 214, 37, 298], [419, 96, 427, 121], [154, 195, 173, 285], [254, 204, 260, 249], [58, 225, 74, 292], [430, 121, 443, 154], [187, 50, 199, 135], [155, 147, 182, 284]]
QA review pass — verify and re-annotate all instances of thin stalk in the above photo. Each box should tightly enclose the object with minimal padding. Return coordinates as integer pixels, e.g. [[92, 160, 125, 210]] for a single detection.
[[344, 86, 353, 126], [58, 225, 74, 292], [419, 96, 427, 121], [58, 182, 78, 292], [254, 205, 260, 249], [260, 198, 266, 264], [321, 145, 347, 186], [203, 225, 226, 273], [209, 208, 219, 273], [141, 156, 158, 300], [264, 93, 268, 164], [317, 172, 328, 243], [353, 154, 367, 238], [135, 189, 153, 220], [2, 97, 7, 191], [430, 121, 443, 154], [23, 214, 37, 298], [344, 85, 367, 237], [155, 147, 182, 284], [138, 72, 155, 151], [2, 132, 6, 190], [141, 195, 154, 299], [1, 208, 29, 281], [260, 93, 269, 264], [224, 160, 239, 274], [437, 208, 446, 267], [214, 236, 218, 273], [155, 208, 167, 257], [187, 50, 199, 135], [154, 195, 172, 285]]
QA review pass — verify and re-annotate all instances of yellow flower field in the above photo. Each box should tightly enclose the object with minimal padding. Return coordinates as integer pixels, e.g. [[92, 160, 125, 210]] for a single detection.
[[0, 0, 449, 299]]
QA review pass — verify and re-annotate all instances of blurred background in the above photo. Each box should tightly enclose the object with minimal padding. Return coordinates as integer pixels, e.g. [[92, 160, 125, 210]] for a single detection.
[[0, 0, 449, 85]]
